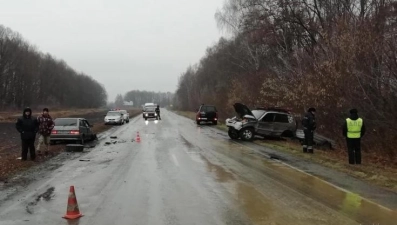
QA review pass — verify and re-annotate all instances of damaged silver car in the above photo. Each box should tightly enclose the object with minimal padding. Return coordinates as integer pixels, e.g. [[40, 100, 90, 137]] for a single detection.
[[226, 103, 297, 141]]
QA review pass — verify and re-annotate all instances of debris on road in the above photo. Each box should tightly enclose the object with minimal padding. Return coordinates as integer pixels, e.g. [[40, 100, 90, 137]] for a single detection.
[[110, 136, 118, 139], [79, 159, 91, 162]]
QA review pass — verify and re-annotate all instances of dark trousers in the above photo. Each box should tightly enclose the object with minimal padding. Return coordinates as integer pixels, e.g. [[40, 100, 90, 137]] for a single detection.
[[156, 111, 161, 120], [303, 129, 314, 153], [22, 139, 36, 161], [347, 138, 361, 164]]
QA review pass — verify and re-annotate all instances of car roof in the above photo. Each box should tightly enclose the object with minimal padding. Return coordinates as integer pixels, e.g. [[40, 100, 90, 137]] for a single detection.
[[108, 111, 121, 113], [55, 118, 84, 120]]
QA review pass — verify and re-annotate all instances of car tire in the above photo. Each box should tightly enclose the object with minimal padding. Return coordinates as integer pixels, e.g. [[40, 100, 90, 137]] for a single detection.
[[90, 134, 97, 141], [228, 129, 239, 140], [196, 120, 201, 125], [213, 121, 218, 125], [240, 128, 254, 141], [127, 119, 130, 123]]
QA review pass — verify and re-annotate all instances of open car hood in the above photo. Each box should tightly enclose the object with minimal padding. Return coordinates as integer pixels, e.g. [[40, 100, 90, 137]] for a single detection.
[[233, 103, 254, 118]]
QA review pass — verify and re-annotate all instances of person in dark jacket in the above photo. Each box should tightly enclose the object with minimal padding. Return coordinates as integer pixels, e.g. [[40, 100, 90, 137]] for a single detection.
[[302, 107, 316, 153], [16, 108, 39, 161], [155, 105, 161, 120], [36, 108, 54, 155], [343, 109, 366, 164]]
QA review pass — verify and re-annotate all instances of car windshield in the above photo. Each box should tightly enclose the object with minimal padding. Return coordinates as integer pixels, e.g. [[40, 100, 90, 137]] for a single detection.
[[107, 112, 121, 116], [251, 110, 265, 119], [145, 107, 156, 112], [54, 119, 78, 126], [202, 106, 216, 112]]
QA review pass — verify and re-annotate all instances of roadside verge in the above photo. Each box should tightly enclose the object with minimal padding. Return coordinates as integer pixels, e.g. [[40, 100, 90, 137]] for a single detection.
[[173, 110, 397, 210]]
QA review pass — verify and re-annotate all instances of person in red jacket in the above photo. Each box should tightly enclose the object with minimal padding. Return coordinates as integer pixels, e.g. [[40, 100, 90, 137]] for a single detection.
[[37, 108, 55, 155]]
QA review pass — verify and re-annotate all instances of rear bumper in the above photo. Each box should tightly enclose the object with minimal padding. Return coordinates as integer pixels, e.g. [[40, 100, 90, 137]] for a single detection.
[[197, 117, 218, 121], [50, 134, 81, 141]]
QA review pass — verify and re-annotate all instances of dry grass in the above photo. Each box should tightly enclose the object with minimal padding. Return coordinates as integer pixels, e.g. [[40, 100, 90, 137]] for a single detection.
[[256, 140, 397, 192], [175, 110, 397, 192]]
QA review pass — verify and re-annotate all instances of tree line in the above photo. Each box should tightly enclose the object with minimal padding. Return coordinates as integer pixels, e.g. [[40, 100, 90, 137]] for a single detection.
[[0, 25, 107, 109], [121, 90, 174, 107], [175, 0, 397, 162]]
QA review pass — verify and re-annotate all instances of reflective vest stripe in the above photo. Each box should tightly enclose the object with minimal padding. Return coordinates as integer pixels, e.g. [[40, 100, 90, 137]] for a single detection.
[[346, 118, 363, 138]]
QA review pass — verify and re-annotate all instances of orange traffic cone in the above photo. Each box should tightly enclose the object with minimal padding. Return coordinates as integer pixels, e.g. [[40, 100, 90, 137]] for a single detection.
[[136, 132, 141, 143], [63, 186, 83, 220]]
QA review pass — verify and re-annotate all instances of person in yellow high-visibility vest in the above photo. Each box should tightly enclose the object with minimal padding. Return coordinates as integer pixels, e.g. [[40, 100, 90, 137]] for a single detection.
[[342, 109, 366, 164]]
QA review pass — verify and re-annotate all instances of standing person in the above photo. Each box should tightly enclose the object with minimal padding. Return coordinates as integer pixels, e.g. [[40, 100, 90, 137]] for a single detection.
[[15, 108, 38, 161], [155, 105, 161, 120], [37, 108, 55, 155], [302, 107, 316, 153], [343, 109, 366, 164]]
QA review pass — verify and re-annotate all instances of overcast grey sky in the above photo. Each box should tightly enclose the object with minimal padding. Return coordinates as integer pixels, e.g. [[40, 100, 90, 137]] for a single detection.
[[0, 0, 224, 101]]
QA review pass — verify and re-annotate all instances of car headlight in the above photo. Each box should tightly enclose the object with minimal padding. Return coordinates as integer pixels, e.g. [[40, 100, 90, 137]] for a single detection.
[[146, 113, 148, 116], [155, 113, 157, 116]]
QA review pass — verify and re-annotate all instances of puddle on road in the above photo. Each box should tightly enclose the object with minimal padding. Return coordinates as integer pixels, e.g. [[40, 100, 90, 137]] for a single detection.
[[201, 156, 235, 183], [201, 155, 300, 224], [257, 160, 397, 224], [203, 140, 397, 225]]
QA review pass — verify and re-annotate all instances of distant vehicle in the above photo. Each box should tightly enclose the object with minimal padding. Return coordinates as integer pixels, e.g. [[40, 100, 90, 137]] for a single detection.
[[196, 105, 218, 125], [104, 111, 124, 125], [226, 103, 297, 141], [50, 118, 96, 144], [117, 109, 130, 123], [143, 106, 158, 120]]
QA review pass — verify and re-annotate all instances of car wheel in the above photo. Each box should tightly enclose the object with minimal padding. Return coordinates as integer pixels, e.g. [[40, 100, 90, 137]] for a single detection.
[[196, 120, 201, 125], [127, 119, 130, 123], [228, 129, 239, 139], [240, 128, 254, 141], [213, 121, 218, 125]]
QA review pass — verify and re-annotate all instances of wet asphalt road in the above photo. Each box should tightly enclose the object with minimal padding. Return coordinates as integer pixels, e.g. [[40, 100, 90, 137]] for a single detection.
[[0, 110, 396, 225]]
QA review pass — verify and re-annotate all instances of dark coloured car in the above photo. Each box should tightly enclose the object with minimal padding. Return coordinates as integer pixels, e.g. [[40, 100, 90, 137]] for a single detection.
[[226, 103, 297, 141], [50, 118, 96, 144], [143, 107, 158, 120], [196, 105, 218, 125]]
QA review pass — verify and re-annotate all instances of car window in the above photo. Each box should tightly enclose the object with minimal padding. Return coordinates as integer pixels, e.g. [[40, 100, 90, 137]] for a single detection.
[[54, 119, 78, 126], [107, 112, 121, 116], [275, 114, 289, 123], [79, 120, 86, 127], [202, 106, 216, 112], [145, 107, 156, 112], [261, 113, 275, 122]]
